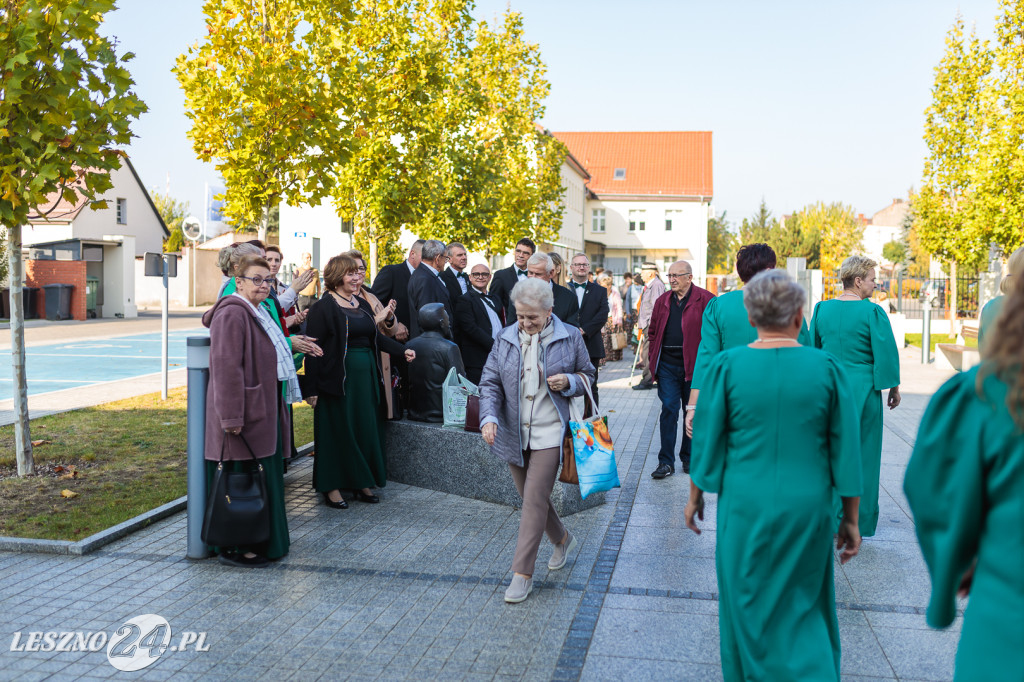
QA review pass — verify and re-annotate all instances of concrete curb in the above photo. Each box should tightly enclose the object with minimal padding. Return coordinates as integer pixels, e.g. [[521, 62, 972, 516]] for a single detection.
[[0, 442, 315, 556]]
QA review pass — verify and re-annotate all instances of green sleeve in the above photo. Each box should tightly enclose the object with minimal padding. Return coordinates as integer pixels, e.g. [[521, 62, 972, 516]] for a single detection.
[[869, 305, 900, 390], [260, 300, 293, 352], [220, 278, 237, 298], [904, 372, 985, 629], [797, 315, 811, 346], [809, 302, 823, 349], [690, 351, 730, 493], [978, 296, 1004, 358], [826, 356, 862, 497], [690, 298, 721, 390]]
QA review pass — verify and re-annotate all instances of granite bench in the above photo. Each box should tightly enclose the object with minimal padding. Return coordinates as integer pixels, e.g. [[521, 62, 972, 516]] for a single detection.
[[383, 419, 605, 516]]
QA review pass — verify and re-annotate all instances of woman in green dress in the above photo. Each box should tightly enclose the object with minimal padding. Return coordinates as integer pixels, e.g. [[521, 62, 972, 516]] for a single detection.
[[810, 255, 900, 538], [978, 245, 1024, 357], [685, 243, 810, 437], [304, 254, 416, 508], [905, 272, 1024, 681], [685, 270, 863, 681]]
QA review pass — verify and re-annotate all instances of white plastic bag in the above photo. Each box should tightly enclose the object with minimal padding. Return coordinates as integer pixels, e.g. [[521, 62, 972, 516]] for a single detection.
[[442, 367, 478, 429]]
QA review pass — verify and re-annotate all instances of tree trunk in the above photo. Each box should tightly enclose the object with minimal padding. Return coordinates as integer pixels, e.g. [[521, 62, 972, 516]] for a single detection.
[[369, 236, 378, 282], [257, 203, 269, 244], [8, 223, 33, 475]]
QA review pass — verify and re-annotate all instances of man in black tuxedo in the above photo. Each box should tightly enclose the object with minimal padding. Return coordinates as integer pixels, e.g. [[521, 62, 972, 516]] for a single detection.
[[440, 242, 470, 303], [455, 263, 505, 384], [489, 237, 535, 319], [506, 251, 579, 327], [369, 239, 424, 341], [407, 239, 455, 338], [567, 253, 609, 403]]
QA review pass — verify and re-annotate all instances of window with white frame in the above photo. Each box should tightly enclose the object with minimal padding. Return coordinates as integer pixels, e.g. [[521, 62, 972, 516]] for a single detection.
[[628, 209, 646, 232], [590, 253, 605, 269], [591, 208, 606, 233], [663, 256, 675, 271], [116, 198, 127, 225], [665, 209, 682, 231], [631, 255, 646, 273], [613, 168, 626, 180]]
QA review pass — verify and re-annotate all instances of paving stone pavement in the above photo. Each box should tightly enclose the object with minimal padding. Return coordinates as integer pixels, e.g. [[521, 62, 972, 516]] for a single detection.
[[0, 347, 961, 681]]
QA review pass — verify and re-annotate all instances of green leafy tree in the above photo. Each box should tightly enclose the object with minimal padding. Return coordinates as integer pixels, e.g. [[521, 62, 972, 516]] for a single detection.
[[175, 0, 356, 242], [151, 191, 189, 252], [738, 198, 779, 245], [776, 212, 821, 269], [794, 202, 863, 273], [0, 0, 147, 474], [882, 240, 907, 267], [707, 211, 736, 274]]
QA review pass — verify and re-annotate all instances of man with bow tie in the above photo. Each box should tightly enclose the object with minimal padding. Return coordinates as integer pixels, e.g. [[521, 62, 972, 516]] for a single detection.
[[489, 238, 536, 320], [568, 253, 610, 404], [455, 263, 506, 384], [440, 242, 470, 302]]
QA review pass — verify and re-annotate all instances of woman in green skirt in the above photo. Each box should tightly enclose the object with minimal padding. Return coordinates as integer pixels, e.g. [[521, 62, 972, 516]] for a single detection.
[[304, 254, 416, 508], [905, 272, 1024, 681], [203, 254, 302, 567], [686, 270, 862, 681], [811, 254, 900, 538]]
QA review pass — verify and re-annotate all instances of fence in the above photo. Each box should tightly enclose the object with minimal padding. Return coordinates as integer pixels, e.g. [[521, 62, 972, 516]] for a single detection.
[[821, 274, 981, 319]]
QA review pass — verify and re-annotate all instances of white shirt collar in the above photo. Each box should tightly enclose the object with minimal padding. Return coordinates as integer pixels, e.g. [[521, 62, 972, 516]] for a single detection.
[[422, 262, 439, 276]]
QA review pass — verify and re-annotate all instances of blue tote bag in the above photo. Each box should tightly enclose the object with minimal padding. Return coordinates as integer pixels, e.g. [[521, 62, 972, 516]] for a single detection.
[[567, 377, 620, 499]]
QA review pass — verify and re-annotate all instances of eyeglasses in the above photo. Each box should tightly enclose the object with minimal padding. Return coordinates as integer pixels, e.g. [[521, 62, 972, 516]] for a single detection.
[[571, 263, 590, 268], [667, 273, 692, 279], [238, 275, 273, 287], [470, 272, 491, 278], [355, 267, 366, 274]]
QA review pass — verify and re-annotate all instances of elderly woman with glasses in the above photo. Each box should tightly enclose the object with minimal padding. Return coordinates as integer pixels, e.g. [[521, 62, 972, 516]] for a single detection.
[[685, 269, 863, 681], [202, 254, 301, 567], [810, 254, 900, 539], [304, 255, 416, 509], [479, 278, 595, 603]]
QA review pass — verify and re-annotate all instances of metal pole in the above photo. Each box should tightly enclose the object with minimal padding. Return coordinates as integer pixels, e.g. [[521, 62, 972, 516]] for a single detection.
[[161, 255, 169, 400], [191, 241, 196, 308], [186, 336, 212, 560], [897, 271, 903, 314], [922, 299, 932, 365]]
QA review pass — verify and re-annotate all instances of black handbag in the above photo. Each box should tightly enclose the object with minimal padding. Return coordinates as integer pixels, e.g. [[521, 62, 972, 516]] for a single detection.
[[201, 434, 271, 548]]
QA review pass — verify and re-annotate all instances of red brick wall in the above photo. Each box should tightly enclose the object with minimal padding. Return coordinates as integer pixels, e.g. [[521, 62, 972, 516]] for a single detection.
[[25, 260, 88, 321]]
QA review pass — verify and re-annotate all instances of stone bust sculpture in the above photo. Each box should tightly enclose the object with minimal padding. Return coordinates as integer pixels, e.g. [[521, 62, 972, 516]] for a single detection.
[[405, 303, 466, 422]]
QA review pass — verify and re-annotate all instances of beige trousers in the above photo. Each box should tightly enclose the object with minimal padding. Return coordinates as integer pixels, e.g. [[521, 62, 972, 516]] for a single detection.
[[509, 446, 567, 575]]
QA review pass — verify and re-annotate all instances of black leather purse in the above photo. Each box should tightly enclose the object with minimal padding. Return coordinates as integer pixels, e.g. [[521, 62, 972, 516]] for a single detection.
[[201, 434, 270, 548]]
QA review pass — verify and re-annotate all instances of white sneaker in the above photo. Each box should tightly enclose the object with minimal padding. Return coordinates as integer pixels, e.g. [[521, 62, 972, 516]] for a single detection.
[[548, 531, 578, 570], [504, 574, 533, 603]]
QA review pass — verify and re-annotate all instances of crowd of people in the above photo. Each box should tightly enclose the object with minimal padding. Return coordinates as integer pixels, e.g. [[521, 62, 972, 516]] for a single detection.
[[201, 235, 1023, 680]]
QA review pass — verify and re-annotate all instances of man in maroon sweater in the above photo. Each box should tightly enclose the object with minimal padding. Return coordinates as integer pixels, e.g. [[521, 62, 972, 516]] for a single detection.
[[646, 261, 714, 478]]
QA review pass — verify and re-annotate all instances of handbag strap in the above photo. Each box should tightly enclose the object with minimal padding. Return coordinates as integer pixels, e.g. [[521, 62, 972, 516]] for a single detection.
[[577, 373, 598, 418], [219, 432, 262, 466]]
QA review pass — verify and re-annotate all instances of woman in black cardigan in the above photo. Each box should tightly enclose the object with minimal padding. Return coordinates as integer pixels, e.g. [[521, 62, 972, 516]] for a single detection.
[[304, 254, 415, 508]]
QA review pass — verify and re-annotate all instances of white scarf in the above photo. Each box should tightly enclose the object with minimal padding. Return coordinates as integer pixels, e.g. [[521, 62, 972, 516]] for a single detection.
[[233, 293, 302, 404]]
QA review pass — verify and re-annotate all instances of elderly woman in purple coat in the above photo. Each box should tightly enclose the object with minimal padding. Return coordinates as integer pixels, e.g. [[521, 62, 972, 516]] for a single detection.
[[479, 278, 595, 603]]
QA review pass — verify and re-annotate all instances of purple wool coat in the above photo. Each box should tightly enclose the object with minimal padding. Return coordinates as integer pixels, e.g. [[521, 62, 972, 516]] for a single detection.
[[478, 316, 595, 467], [202, 295, 292, 461]]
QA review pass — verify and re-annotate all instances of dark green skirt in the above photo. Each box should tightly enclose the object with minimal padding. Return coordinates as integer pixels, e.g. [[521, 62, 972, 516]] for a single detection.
[[313, 347, 386, 492], [205, 427, 290, 561]]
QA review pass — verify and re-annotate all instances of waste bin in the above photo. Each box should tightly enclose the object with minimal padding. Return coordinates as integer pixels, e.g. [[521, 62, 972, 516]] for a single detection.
[[85, 276, 99, 319], [42, 283, 73, 321], [0, 288, 8, 319], [23, 287, 40, 319]]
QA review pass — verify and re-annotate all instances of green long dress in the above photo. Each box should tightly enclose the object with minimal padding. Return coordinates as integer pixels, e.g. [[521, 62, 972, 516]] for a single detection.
[[977, 295, 1004, 357], [692, 346, 862, 682], [691, 289, 811, 390], [810, 299, 900, 537], [904, 367, 1024, 682]]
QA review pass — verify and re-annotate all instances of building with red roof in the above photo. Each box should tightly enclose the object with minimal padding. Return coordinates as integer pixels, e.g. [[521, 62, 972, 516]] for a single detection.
[[552, 131, 713, 283]]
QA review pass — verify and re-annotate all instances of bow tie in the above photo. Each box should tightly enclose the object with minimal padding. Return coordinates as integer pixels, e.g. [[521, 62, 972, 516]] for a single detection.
[[571, 281, 587, 289], [453, 271, 468, 279], [517, 269, 527, 277]]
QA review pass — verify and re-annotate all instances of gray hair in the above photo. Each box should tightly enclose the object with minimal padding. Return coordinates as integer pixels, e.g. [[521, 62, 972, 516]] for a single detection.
[[216, 245, 235, 275], [839, 255, 877, 289], [445, 242, 466, 257], [510, 277, 553, 312], [743, 270, 806, 329], [526, 251, 554, 274], [421, 239, 446, 262], [227, 243, 262, 276]]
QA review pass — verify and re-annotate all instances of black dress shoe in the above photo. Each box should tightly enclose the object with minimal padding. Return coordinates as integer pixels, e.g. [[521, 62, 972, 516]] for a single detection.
[[651, 464, 674, 479], [218, 552, 269, 568], [681, 457, 691, 474], [352, 490, 380, 504], [632, 381, 655, 391], [323, 492, 349, 509]]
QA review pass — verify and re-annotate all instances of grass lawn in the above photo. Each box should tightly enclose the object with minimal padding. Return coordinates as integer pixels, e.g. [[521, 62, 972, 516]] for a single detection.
[[0, 387, 313, 541], [905, 333, 979, 353]]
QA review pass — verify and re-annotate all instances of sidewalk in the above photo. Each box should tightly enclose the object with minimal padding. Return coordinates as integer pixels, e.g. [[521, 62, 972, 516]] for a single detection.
[[0, 349, 959, 681]]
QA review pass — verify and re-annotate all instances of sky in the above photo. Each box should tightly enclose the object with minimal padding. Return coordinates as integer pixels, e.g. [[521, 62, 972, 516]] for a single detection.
[[104, 0, 1001, 231]]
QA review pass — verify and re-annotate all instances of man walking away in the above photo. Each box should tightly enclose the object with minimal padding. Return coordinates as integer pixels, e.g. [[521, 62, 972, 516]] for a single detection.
[[294, 252, 321, 313], [408, 240, 455, 338], [490, 238, 535, 320], [440, 242, 470, 302], [370, 239, 423, 342], [568, 254, 609, 403], [632, 262, 666, 390], [455, 263, 505, 384], [646, 261, 713, 478]]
